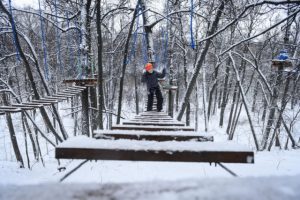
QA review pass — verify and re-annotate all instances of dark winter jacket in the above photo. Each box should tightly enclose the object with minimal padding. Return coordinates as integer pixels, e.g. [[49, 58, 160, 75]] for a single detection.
[[141, 68, 166, 90]]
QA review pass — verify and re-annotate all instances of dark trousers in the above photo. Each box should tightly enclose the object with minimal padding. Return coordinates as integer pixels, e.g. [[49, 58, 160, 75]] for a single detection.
[[147, 86, 163, 111]]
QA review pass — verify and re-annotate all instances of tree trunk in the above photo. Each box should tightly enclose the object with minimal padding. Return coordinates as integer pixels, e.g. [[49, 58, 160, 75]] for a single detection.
[[230, 53, 259, 150], [81, 88, 90, 136], [117, 0, 141, 124], [96, 0, 104, 129], [219, 59, 231, 127], [2, 93, 24, 168], [177, 0, 227, 121]]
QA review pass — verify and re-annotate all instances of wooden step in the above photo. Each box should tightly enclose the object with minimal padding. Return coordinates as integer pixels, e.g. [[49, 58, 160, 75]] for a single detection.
[[0, 106, 33, 110], [133, 117, 174, 121], [122, 121, 185, 126], [111, 124, 195, 131], [21, 102, 44, 108], [93, 130, 213, 142], [57, 92, 77, 97], [0, 108, 22, 113], [55, 136, 254, 164]]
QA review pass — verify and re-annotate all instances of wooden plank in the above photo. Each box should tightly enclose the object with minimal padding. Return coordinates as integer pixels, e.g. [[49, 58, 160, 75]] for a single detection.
[[52, 94, 73, 98], [55, 138, 254, 163], [122, 121, 185, 126], [67, 87, 85, 91], [32, 99, 58, 103], [71, 85, 87, 90], [9, 104, 36, 110], [94, 130, 213, 142], [133, 117, 174, 121], [31, 100, 53, 106], [0, 106, 33, 111], [44, 96, 67, 101], [64, 88, 83, 92], [56, 92, 76, 97], [112, 124, 195, 131], [0, 112, 5, 115], [0, 108, 22, 113], [21, 102, 44, 107], [61, 90, 81, 94], [63, 78, 97, 86]]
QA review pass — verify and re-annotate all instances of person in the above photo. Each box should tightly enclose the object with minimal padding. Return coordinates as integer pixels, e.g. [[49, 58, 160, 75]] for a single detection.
[[141, 63, 166, 112]]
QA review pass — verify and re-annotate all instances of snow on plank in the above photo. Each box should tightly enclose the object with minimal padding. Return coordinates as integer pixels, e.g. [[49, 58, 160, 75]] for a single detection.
[[93, 129, 213, 142], [111, 124, 195, 131], [11, 104, 39, 109], [0, 106, 33, 110], [21, 102, 44, 108], [55, 136, 254, 163], [122, 120, 185, 126]]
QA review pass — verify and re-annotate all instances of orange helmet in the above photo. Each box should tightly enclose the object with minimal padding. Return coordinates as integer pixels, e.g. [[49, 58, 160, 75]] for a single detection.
[[145, 63, 153, 71]]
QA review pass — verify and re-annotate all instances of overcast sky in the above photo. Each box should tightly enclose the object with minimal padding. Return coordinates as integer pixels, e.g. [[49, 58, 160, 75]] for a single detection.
[[8, 0, 36, 8]]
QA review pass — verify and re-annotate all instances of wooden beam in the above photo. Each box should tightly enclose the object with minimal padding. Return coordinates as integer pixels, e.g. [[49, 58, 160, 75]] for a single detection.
[[0, 108, 22, 113], [44, 96, 67, 101], [9, 104, 36, 110], [55, 138, 254, 163], [112, 124, 195, 131], [94, 130, 213, 142], [30, 100, 53, 106], [20, 102, 44, 107], [56, 92, 77, 97], [53, 94, 73, 98], [61, 90, 81, 95], [122, 121, 185, 126]]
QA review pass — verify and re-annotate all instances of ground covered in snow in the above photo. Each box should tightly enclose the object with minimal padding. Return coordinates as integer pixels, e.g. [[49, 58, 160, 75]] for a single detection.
[[1, 175, 300, 200], [1, 103, 300, 199]]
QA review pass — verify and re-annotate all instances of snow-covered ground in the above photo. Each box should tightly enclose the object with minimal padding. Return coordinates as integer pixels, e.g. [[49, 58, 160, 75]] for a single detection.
[[0, 103, 300, 199], [1, 175, 299, 200]]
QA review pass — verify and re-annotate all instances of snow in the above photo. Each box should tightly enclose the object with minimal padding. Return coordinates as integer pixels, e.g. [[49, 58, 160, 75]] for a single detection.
[[0, 175, 299, 200], [94, 129, 212, 137], [1, 101, 300, 200], [57, 135, 251, 152]]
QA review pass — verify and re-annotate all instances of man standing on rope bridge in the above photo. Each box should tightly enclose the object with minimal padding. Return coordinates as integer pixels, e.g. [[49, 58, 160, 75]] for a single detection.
[[142, 63, 166, 112]]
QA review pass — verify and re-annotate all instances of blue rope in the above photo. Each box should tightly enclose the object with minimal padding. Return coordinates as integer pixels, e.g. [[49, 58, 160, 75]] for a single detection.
[[54, 0, 63, 74], [38, 0, 49, 81], [163, 0, 169, 66], [8, 0, 20, 61], [142, 32, 148, 65], [76, 19, 82, 79], [65, 11, 74, 72], [126, 5, 140, 64], [190, 0, 196, 49]]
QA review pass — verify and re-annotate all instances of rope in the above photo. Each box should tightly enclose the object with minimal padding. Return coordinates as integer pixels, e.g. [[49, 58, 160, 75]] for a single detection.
[[8, 0, 20, 61], [65, 11, 74, 72], [190, 0, 196, 49], [142, 31, 148, 65], [54, 0, 63, 74], [75, 18, 82, 79], [38, 0, 49, 81], [126, 5, 140, 64], [163, 0, 169, 66]]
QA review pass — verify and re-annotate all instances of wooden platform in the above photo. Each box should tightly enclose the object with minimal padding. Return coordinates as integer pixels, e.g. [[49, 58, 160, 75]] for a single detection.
[[55, 136, 254, 164], [63, 78, 97, 86], [93, 130, 213, 142]]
